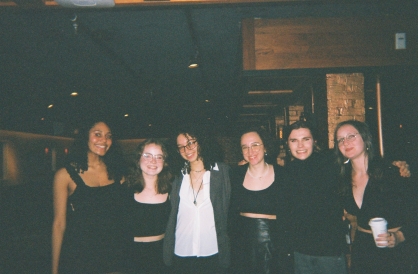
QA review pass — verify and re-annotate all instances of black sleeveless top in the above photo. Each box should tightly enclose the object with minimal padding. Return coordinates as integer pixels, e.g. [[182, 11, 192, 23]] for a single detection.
[[230, 164, 284, 216], [237, 181, 279, 215], [129, 196, 171, 237], [60, 165, 128, 273]]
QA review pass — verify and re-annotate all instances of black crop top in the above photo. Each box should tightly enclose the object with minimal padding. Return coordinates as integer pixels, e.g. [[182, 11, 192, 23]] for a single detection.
[[129, 197, 171, 237], [237, 181, 279, 215]]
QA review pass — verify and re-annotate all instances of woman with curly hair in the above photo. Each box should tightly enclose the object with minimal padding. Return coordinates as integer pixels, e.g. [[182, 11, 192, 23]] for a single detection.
[[51, 119, 128, 274], [163, 124, 231, 274], [125, 138, 172, 273]]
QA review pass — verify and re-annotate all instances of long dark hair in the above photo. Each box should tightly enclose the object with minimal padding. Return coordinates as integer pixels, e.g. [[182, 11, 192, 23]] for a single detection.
[[170, 124, 223, 174], [125, 138, 172, 194], [66, 118, 125, 183], [333, 120, 384, 195]]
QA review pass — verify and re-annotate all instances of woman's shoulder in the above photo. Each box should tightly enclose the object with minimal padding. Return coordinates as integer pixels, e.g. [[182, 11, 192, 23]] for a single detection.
[[53, 167, 74, 189]]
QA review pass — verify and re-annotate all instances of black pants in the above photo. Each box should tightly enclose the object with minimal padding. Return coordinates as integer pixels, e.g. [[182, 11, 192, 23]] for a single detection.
[[171, 254, 227, 274]]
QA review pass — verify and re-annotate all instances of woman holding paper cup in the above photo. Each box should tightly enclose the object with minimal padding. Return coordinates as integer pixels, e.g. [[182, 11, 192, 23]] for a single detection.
[[334, 120, 415, 274]]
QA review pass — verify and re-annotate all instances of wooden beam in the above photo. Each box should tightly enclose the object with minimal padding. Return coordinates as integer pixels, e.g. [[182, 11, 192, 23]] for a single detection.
[[0, 0, 395, 8]]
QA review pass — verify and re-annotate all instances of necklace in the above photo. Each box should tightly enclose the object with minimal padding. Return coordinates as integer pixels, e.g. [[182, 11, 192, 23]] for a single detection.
[[191, 179, 204, 205], [192, 168, 204, 173], [247, 163, 269, 179]]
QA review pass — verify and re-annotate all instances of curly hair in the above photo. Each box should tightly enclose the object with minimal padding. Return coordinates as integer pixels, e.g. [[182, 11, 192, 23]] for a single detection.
[[125, 138, 172, 194], [170, 124, 223, 174], [66, 118, 125, 183], [239, 126, 278, 164]]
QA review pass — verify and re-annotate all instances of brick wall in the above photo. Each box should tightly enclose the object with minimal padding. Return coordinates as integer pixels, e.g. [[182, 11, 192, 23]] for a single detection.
[[326, 73, 365, 148]]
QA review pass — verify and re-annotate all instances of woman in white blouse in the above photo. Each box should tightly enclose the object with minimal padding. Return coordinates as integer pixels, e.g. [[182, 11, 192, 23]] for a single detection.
[[163, 124, 231, 274]]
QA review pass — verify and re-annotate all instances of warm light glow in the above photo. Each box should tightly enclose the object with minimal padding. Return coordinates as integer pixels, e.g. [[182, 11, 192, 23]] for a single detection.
[[64, 148, 69, 154], [148, 124, 152, 127], [399, 124, 403, 128], [41, 117, 45, 121], [48, 104, 54, 108], [124, 114, 129, 117], [205, 99, 210, 103], [71, 92, 78, 96], [188, 63, 199, 69], [45, 147, 49, 154]]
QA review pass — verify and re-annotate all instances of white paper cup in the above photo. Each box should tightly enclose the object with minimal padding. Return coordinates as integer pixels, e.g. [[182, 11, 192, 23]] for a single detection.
[[368, 217, 388, 248]]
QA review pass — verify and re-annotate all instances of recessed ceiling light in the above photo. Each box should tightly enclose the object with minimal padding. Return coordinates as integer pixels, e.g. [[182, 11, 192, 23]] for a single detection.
[[71, 92, 78, 96], [48, 104, 53, 108], [124, 114, 129, 117]]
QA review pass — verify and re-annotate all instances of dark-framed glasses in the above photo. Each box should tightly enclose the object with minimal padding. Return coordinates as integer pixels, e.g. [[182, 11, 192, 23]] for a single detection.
[[142, 153, 164, 162], [177, 140, 197, 152], [337, 133, 359, 146], [241, 142, 263, 154]]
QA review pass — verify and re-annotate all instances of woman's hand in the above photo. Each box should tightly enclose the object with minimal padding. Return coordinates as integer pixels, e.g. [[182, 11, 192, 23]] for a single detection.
[[376, 230, 405, 248], [392, 161, 411, 178]]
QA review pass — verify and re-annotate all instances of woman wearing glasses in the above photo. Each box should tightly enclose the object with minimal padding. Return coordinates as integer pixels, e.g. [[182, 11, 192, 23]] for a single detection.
[[163, 124, 231, 274], [229, 127, 287, 273], [125, 138, 172, 273], [335, 120, 416, 274]]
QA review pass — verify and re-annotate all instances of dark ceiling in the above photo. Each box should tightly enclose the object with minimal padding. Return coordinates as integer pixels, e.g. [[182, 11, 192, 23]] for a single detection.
[[0, 1, 415, 139]]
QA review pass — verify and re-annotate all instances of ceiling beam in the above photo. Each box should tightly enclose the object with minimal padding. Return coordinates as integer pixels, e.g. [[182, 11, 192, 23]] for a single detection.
[[0, 0, 391, 8]]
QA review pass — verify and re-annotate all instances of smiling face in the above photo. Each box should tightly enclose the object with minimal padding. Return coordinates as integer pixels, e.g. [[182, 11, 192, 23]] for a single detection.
[[241, 131, 265, 166], [177, 133, 199, 163], [87, 122, 112, 157], [287, 128, 314, 160], [139, 143, 164, 177], [336, 124, 365, 161]]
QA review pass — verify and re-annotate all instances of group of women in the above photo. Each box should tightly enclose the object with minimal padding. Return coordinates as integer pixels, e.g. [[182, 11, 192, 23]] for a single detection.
[[51, 118, 416, 274]]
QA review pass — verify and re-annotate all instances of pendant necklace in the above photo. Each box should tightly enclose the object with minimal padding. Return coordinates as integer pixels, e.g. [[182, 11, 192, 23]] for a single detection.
[[247, 163, 269, 179], [192, 179, 204, 205], [191, 171, 204, 205]]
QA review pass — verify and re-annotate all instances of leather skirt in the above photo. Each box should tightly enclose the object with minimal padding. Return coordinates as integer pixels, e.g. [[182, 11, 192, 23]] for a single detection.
[[230, 216, 279, 274]]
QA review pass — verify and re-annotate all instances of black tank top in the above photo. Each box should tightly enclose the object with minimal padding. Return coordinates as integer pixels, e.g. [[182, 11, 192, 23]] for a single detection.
[[129, 196, 171, 237], [61, 165, 127, 273], [238, 181, 279, 215]]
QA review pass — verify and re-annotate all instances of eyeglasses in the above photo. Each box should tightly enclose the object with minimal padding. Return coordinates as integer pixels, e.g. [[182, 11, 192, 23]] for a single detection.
[[177, 140, 197, 152], [337, 133, 359, 146], [241, 143, 263, 154], [142, 153, 164, 162]]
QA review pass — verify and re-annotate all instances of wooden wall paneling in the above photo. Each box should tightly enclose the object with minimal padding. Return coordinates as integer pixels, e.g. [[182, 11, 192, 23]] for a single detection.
[[242, 18, 256, 70], [243, 16, 418, 71]]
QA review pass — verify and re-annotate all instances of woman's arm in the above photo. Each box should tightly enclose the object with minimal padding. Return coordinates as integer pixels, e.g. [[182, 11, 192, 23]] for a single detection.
[[51, 168, 71, 274], [392, 161, 411, 178]]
